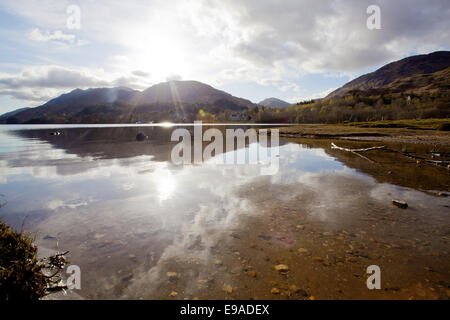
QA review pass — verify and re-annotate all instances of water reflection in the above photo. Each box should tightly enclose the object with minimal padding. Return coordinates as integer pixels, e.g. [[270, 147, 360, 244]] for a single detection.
[[0, 125, 448, 299]]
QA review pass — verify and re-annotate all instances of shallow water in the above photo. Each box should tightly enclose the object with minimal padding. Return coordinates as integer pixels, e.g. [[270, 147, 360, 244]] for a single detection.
[[0, 125, 448, 299]]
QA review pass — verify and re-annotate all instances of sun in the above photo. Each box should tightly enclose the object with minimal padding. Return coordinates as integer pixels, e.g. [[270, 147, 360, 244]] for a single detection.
[[122, 28, 188, 81]]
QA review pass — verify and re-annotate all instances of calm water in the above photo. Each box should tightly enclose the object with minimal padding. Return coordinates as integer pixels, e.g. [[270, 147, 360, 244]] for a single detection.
[[0, 125, 449, 299]]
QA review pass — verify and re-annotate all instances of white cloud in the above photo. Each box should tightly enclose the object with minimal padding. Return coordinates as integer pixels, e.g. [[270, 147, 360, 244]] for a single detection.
[[0, 66, 111, 103]]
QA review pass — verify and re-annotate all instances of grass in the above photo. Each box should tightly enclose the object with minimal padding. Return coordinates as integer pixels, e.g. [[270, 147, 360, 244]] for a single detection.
[[0, 220, 47, 300], [342, 118, 450, 130]]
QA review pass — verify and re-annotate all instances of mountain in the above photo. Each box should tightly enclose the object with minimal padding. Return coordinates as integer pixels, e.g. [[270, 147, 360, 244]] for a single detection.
[[328, 51, 450, 98], [258, 97, 291, 108], [0, 81, 255, 124], [134, 80, 254, 107], [0, 107, 30, 118]]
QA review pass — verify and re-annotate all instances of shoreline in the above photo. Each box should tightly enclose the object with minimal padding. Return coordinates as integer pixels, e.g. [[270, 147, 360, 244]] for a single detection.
[[275, 120, 450, 146]]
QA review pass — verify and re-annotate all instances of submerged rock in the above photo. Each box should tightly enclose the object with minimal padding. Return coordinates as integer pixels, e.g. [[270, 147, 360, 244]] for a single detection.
[[222, 284, 233, 294], [271, 288, 280, 294], [167, 272, 178, 281], [392, 199, 408, 209], [247, 270, 257, 278], [136, 132, 148, 141], [274, 264, 289, 272]]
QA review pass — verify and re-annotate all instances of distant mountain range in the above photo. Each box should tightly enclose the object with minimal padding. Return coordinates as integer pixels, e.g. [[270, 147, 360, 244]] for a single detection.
[[327, 51, 450, 98], [258, 97, 291, 108], [1, 51, 449, 124], [0, 81, 255, 124]]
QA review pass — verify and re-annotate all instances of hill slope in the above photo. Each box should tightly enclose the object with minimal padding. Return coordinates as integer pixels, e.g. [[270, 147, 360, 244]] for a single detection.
[[0, 107, 30, 118], [328, 51, 450, 98]]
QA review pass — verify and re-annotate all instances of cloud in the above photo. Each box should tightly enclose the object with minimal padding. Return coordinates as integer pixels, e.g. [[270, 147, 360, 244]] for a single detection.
[[0, 0, 449, 106], [131, 70, 150, 78], [0, 65, 157, 104], [0, 66, 111, 103], [183, 0, 450, 74]]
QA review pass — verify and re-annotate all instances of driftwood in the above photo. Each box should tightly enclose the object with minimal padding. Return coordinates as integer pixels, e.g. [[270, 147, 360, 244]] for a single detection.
[[331, 142, 450, 168], [40, 251, 70, 292], [331, 143, 385, 152], [331, 142, 385, 163]]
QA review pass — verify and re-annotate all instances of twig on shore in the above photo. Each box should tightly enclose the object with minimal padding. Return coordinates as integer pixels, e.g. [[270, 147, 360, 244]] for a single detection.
[[331, 143, 385, 152], [331, 142, 385, 163]]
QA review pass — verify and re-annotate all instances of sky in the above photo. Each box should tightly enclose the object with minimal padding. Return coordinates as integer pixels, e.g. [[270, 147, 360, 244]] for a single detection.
[[0, 0, 449, 114]]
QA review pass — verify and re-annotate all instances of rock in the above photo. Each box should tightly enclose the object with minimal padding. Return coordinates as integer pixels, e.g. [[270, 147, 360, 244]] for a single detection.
[[312, 257, 324, 262], [297, 248, 308, 254], [271, 288, 280, 294], [122, 273, 133, 282], [167, 272, 178, 281], [230, 232, 241, 239], [128, 254, 137, 262], [136, 133, 148, 141], [247, 270, 257, 278], [169, 291, 178, 297], [258, 234, 271, 241], [214, 259, 223, 266], [222, 284, 233, 294], [274, 264, 289, 272], [392, 199, 408, 209], [295, 225, 304, 230], [322, 232, 333, 236], [289, 285, 308, 297]]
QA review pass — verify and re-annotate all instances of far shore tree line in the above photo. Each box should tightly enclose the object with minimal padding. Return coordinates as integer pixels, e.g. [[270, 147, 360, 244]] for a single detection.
[[247, 90, 450, 124]]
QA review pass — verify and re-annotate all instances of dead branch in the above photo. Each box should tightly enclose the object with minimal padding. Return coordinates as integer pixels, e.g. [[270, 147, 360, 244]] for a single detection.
[[331, 142, 385, 163], [331, 142, 385, 152]]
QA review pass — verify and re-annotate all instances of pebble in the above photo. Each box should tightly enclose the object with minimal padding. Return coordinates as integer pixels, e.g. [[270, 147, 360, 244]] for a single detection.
[[312, 257, 324, 262], [128, 254, 137, 262], [247, 270, 257, 278], [222, 284, 233, 294], [392, 199, 408, 209], [271, 288, 280, 294], [297, 248, 308, 254], [274, 264, 289, 272], [169, 291, 178, 297], [167, 272, 178, 281]]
